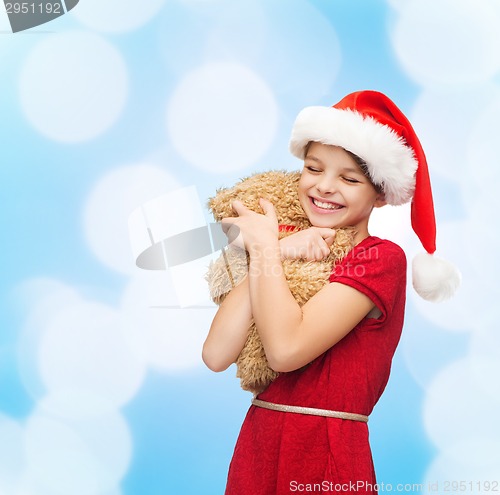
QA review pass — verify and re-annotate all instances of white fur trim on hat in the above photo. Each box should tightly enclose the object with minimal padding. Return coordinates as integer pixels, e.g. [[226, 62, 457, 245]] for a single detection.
[[289, 106, 418, 206], [412, 252, 462, 302]]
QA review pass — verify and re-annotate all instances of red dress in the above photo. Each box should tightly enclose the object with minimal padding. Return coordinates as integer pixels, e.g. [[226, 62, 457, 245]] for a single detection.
[[225, 236, 407, 494]]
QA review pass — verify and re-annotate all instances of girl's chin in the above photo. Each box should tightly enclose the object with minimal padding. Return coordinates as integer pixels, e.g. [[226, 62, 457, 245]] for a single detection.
[[305, 208, 342, 227], [308, 217, 339, 228]]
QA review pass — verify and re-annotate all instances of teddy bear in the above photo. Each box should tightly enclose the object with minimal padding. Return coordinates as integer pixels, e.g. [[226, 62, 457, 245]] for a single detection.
[[206, 170, 356, 394]]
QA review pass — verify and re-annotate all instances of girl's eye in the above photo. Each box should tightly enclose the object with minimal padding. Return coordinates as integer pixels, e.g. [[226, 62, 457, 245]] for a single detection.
[[343, 177, 360, 184], [305, 165, 321, 173]]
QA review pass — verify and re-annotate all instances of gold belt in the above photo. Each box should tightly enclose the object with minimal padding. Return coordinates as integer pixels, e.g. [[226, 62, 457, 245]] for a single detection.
[[251, 398, 369, 423]]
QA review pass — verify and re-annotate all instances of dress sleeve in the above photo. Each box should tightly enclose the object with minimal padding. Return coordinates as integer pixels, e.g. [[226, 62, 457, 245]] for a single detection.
[[329, 238, 407, 322]]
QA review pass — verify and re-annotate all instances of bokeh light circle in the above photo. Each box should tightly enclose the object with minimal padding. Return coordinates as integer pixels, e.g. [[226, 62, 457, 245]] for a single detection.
[[72, 0, 166, 33], [16, 279, 82, 400], [167, 62, 278, 173], [0, 415, 25, 492], [122, 304, 216, 371], [19, 31, 128, 143], [83, 164, 179, 275], [469, 320, 500, 403], [423, 358, 500, 451], [256, 0, 342, 104], [410, 221, 474, 331], [38, 300, 146, 410], [24, 408, 131, 495], [121, 268, 216, 370], [465, 94, 500, 201], [401, 322, 467, 390], [411, 85, 498, 181], [425, 438, 500, 494], [392, 0, 500, 86]]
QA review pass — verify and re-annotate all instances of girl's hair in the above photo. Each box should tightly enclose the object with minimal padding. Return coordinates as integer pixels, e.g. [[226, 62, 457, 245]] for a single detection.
[[344, 149, 384, 194]]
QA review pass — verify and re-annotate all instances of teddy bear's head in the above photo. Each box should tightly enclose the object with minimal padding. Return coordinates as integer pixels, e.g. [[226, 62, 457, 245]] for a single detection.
[[208, 170, 312, 230]]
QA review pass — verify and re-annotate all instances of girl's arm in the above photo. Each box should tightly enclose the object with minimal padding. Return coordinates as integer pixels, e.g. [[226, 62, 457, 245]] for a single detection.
[[229, 199, 375, 373], [202, 275, 252, 372], [279, 226, 336, 260], [248, 245, 374, 372], [203, 226, 334, 372]]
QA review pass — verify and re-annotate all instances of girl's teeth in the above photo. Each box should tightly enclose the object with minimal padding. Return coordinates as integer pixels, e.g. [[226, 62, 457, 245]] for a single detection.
[[313, 198, 342, 210]]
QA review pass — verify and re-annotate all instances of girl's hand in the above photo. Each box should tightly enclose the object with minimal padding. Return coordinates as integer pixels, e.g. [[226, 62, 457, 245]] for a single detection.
[[279, 227, 336, 261], [221, 198, 279, 253]]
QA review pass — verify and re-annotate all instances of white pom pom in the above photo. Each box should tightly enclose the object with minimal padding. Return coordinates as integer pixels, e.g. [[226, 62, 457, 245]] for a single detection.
[[412, 252, 461, 302]]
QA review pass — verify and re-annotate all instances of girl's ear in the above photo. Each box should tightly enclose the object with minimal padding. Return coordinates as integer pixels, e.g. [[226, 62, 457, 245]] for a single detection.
[[374, 193, 387, 208]]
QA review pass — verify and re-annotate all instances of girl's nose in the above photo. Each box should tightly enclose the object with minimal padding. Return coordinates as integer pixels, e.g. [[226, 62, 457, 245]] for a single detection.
[[316, 177, 336, 195]]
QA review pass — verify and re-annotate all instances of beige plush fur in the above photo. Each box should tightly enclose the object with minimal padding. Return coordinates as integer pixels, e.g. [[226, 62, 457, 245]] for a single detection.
[[206, 170, 355, 394]]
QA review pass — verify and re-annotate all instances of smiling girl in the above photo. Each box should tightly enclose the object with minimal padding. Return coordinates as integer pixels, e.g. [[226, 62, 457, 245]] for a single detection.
[[203, 90, 460, 494]]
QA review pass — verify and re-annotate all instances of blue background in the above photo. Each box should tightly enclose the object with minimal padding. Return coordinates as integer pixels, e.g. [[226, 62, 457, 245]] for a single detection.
[[1, 0, 498, 494]]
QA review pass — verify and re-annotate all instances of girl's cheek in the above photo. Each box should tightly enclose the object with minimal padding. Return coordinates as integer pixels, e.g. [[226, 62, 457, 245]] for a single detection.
[[298, 175, 311, 190]]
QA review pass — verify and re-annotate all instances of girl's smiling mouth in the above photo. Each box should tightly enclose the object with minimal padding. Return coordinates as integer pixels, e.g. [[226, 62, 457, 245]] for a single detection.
[[310, 196, 345, 212]]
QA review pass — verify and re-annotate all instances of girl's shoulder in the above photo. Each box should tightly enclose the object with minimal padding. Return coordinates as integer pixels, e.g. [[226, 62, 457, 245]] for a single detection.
[[330, 236, 406, 283], [330, 236, 407, 314], [350, 236, 406, 264]]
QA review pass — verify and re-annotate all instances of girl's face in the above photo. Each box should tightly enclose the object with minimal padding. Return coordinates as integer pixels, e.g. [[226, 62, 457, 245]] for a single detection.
[[298, 142, 386, 243]]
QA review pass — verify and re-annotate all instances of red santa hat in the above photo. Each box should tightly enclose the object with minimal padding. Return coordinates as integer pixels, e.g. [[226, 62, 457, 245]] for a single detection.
[[289, 90, 461, 302]]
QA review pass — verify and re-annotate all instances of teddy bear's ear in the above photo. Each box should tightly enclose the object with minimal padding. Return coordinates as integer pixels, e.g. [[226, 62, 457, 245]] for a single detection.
[[207, 172, 266, 221], [207, 170, 312, 228], [207, 185, 237, 221]]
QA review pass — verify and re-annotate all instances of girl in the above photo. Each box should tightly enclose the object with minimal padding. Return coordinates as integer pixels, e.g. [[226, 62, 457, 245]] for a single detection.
[[202, 91, 460, 494]]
